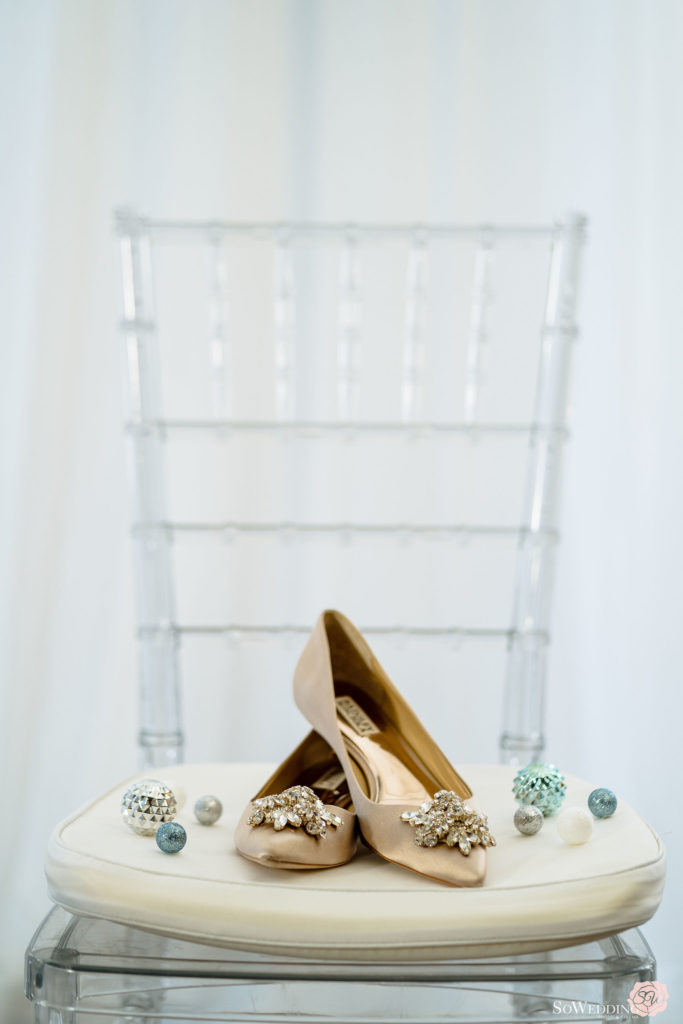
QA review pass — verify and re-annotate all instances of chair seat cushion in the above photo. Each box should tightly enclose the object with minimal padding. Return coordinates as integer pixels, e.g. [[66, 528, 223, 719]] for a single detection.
[[45, 763, 665, 961]]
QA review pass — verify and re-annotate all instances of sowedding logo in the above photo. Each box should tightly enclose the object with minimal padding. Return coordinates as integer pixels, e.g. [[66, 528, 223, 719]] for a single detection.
[[552, 980, 668, 1017], [628, 980, 668, 1018]]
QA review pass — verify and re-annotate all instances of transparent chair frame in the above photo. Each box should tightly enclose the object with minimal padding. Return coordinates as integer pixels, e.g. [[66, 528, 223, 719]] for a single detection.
[[117, 211, 587, 771], [28, 213, 659, 1024], [26, 906, 656, 1022]]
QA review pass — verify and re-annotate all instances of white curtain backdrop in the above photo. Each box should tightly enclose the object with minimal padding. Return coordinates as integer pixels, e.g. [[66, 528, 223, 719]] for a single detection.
[[2, 1, 681, 1016]]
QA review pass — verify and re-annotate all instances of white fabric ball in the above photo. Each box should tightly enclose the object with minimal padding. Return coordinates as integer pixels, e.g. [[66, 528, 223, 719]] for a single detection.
[[557, 807, 593, 845]]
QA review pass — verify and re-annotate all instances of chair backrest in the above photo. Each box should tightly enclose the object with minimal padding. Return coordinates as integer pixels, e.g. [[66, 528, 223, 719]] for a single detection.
[[116, 212, 586, 771]]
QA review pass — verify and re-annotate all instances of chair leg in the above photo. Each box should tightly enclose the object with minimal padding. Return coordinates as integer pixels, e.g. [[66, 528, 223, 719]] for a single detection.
[[113, 927, 170, 1021], [601, 931, 656, 1022]]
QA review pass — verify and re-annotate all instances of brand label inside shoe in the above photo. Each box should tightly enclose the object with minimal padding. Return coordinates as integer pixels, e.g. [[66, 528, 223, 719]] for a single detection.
[[335, 695, 380, 737], [311, 767, 347, 790]]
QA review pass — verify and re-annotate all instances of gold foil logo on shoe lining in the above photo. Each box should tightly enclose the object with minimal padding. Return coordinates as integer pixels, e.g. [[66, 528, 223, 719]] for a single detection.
[[335, 695, 380, 737], [311, 767, 347, 791]]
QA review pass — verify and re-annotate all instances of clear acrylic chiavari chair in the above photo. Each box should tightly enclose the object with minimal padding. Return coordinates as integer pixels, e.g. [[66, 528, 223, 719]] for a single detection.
[[121, 212, 582, 773], [25, 212, 658, 1023]]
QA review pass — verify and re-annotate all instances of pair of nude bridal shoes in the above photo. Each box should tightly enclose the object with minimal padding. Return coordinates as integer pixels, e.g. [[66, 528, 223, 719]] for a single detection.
[[234, 610, 495, 886]]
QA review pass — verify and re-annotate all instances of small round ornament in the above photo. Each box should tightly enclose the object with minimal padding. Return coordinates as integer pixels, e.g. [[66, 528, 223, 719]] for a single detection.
[[121, 779, 177, 835], [512, 762, 567, 817], [587, 787, 617, 819], [557, 806, 592, 845], [514, 803, 544, 836], [156, 821, 187, 854], [194, 795, 223, 826]]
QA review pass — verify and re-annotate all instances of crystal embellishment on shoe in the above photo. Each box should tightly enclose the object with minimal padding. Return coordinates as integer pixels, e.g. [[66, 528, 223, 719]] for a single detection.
[[400, 790, 496, 855], [247, 785, 343, 838]]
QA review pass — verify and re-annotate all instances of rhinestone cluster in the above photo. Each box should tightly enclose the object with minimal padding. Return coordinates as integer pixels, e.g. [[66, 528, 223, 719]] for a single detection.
[[248, 785, 343, 838], [512, 762, 567, 817], [400, 790, 496, 855]]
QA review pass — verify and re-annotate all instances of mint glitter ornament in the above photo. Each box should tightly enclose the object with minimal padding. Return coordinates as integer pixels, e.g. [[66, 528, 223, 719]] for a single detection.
[[512, 762, 567, 817]]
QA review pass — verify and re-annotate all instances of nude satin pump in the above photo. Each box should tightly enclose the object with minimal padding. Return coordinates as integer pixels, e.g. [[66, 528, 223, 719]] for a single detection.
[[234, 730, 358, 870], [293, 610, 493, 886]]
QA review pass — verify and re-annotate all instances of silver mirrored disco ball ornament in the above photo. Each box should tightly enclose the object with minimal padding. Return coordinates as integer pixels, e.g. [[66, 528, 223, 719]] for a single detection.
[[121, 778, 177, 835]]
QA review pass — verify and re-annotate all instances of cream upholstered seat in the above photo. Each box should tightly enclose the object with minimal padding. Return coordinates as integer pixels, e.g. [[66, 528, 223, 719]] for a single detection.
[[45, 762, 665, 961]]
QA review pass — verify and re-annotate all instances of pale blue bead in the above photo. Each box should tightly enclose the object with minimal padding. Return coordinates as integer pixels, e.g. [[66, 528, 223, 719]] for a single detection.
[[588, 787, 617, 819], [156, 821, 187, 853]]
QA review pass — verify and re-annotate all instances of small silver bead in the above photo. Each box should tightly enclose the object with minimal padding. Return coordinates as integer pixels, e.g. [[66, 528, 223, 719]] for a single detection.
[[514, 803, 544, 836], [194, 794, 223, 825]]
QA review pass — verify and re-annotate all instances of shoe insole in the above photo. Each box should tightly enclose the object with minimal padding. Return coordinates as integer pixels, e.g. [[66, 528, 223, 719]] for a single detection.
[[334, 683, 455, 805], [310, 764, 354, 810]]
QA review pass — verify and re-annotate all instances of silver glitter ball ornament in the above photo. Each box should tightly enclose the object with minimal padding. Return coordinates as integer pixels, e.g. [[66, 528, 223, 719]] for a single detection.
[[194, 794, 223, 826], [121, 779, 177, 835], [514, 803, 544, 836]]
